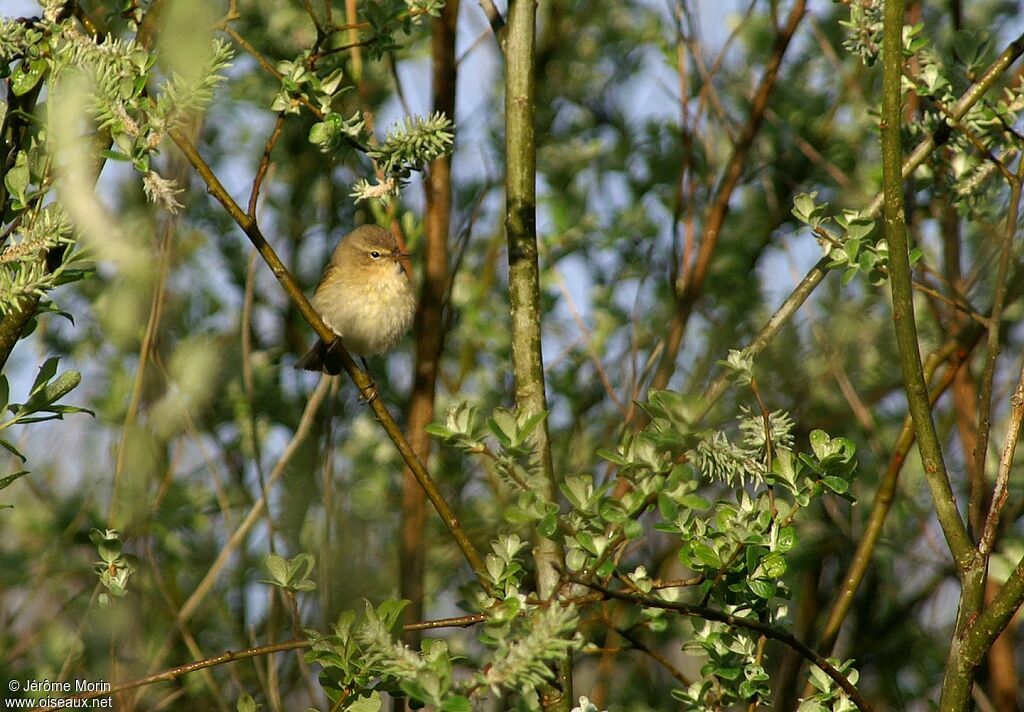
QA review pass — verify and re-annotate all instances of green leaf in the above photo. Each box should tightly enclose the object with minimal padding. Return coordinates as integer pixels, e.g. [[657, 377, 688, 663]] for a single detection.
[[822, 476, 849, 494], [808, 429, 832, 460], [347, 692, 382, 712], [516, 410, 548, 443], [0, 470, 29, 491], [599, 499, 626, 523], [29, 357, 59, 398], [623, 519, 644, 540], [538, 512, 557, 538], [4, 151, 29, 205], [777, 526, 798, 552], [748, 579, 776, 599], [11, 58, 46, 96], [287, 553, 315, 583], [657, 493, 679, 520], [100, 149, 132, 162], [440, 696, 471, 712], [717, 665, 742, 681], [680, 494, 710, 510], [759, 552, 787, 578], [487, 408, 516, 447], [576, 532, 598, 555], [691, 541, 721, 568], [0, 439, 26, 463], [264, 553, 288, 586], [424, 423, 454, 439], [320, 69, 344, 96], [565, 547, 588, 571], [40, 370, 82, 405], [596, 448, 628, 466]]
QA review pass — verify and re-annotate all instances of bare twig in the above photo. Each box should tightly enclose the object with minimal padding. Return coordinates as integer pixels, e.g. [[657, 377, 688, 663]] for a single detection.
[[247, 113, 285, 219], [61, 640, 310, 706], [577, 578, 873, 712], [975, 162, 1024, 555], [167, 129, 489, 584], [979, 361, 1024, 555], [649, 0, 807, 395], [478, 0, 505, 43]]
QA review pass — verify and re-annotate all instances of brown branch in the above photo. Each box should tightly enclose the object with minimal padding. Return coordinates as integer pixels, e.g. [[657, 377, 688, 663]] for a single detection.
[[980, 363, 1024, 556], [478, 0, 506, 44], [247, 113, 286, 219], [65, 614, 486, 707], [60, 640, 310, 706], [108, 166, 179, 525], [648, 0, 806, 395], [401, 0, 460, 644], [691, 30, 1024, 429], [813, 336, 971, 666], [403, 613, 486, 631], [613, 625, 691, 687], [977, 162, 1024, 556], [166, 128, 489, 587], [576, 578, 873, 712]]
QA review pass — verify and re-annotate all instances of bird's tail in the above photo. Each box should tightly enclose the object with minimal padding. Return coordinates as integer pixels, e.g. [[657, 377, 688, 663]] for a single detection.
[[294, 339, 327, 372]]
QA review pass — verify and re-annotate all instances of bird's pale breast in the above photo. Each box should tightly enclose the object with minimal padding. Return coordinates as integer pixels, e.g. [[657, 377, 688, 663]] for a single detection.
[[312, 264, 415, 356]]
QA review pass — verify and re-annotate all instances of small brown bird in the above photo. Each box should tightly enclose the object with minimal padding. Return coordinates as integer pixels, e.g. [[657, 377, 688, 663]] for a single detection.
[[294, 225, 416, 374]]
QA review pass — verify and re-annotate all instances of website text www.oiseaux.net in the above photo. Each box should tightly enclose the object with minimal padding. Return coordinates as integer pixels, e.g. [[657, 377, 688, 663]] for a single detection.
[[5, 679, 112, 709]]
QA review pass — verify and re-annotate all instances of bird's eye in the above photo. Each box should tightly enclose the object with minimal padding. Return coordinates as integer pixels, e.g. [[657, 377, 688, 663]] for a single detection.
[[370, 250, 381, 259]]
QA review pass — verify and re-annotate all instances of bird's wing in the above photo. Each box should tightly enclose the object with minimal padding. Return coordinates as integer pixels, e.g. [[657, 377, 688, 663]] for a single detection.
[[313, 263, 340, 294]]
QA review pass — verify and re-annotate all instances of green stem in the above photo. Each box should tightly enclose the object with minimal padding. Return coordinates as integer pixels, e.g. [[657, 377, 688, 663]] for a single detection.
[[503, 0, 571, 708], [880, 0, 973, 568]]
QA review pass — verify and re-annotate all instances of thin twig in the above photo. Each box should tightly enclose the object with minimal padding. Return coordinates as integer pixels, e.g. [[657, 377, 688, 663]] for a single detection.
[[247, 113, 285, 219], [149, 376, 331, 672], [477, 0, 505, 43], [167, 129, 489, 585], [979, 359, 1024, 555], [551, 267, 628, 416], [404, 613, 486, 631], [977, 165, 1024, 557], [614, 625, 691, 686], [975, 162, 1024, 554], [109, 195, 176, 524], [692, 30, 1024, 429], [61, 640, 311, 706], [648, 0, 807, 396], [576, 578, 873, 712], [67, 614, 488, 706]]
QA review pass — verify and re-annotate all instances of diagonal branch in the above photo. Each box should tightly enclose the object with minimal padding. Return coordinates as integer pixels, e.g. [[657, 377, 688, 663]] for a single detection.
[[166, 129, 489, 586], [648, 0, 807, 395], [576, 578, 873, 712], [693, 30, 1024, 427], [64, 611, 485, 708]]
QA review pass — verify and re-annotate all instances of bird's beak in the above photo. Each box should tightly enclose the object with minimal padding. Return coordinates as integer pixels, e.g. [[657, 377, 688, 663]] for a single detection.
[[392, 249, 410, 260]]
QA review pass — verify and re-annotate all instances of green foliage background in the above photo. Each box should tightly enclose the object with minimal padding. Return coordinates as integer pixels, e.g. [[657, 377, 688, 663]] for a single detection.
[[1, 0, 1024, 710]]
